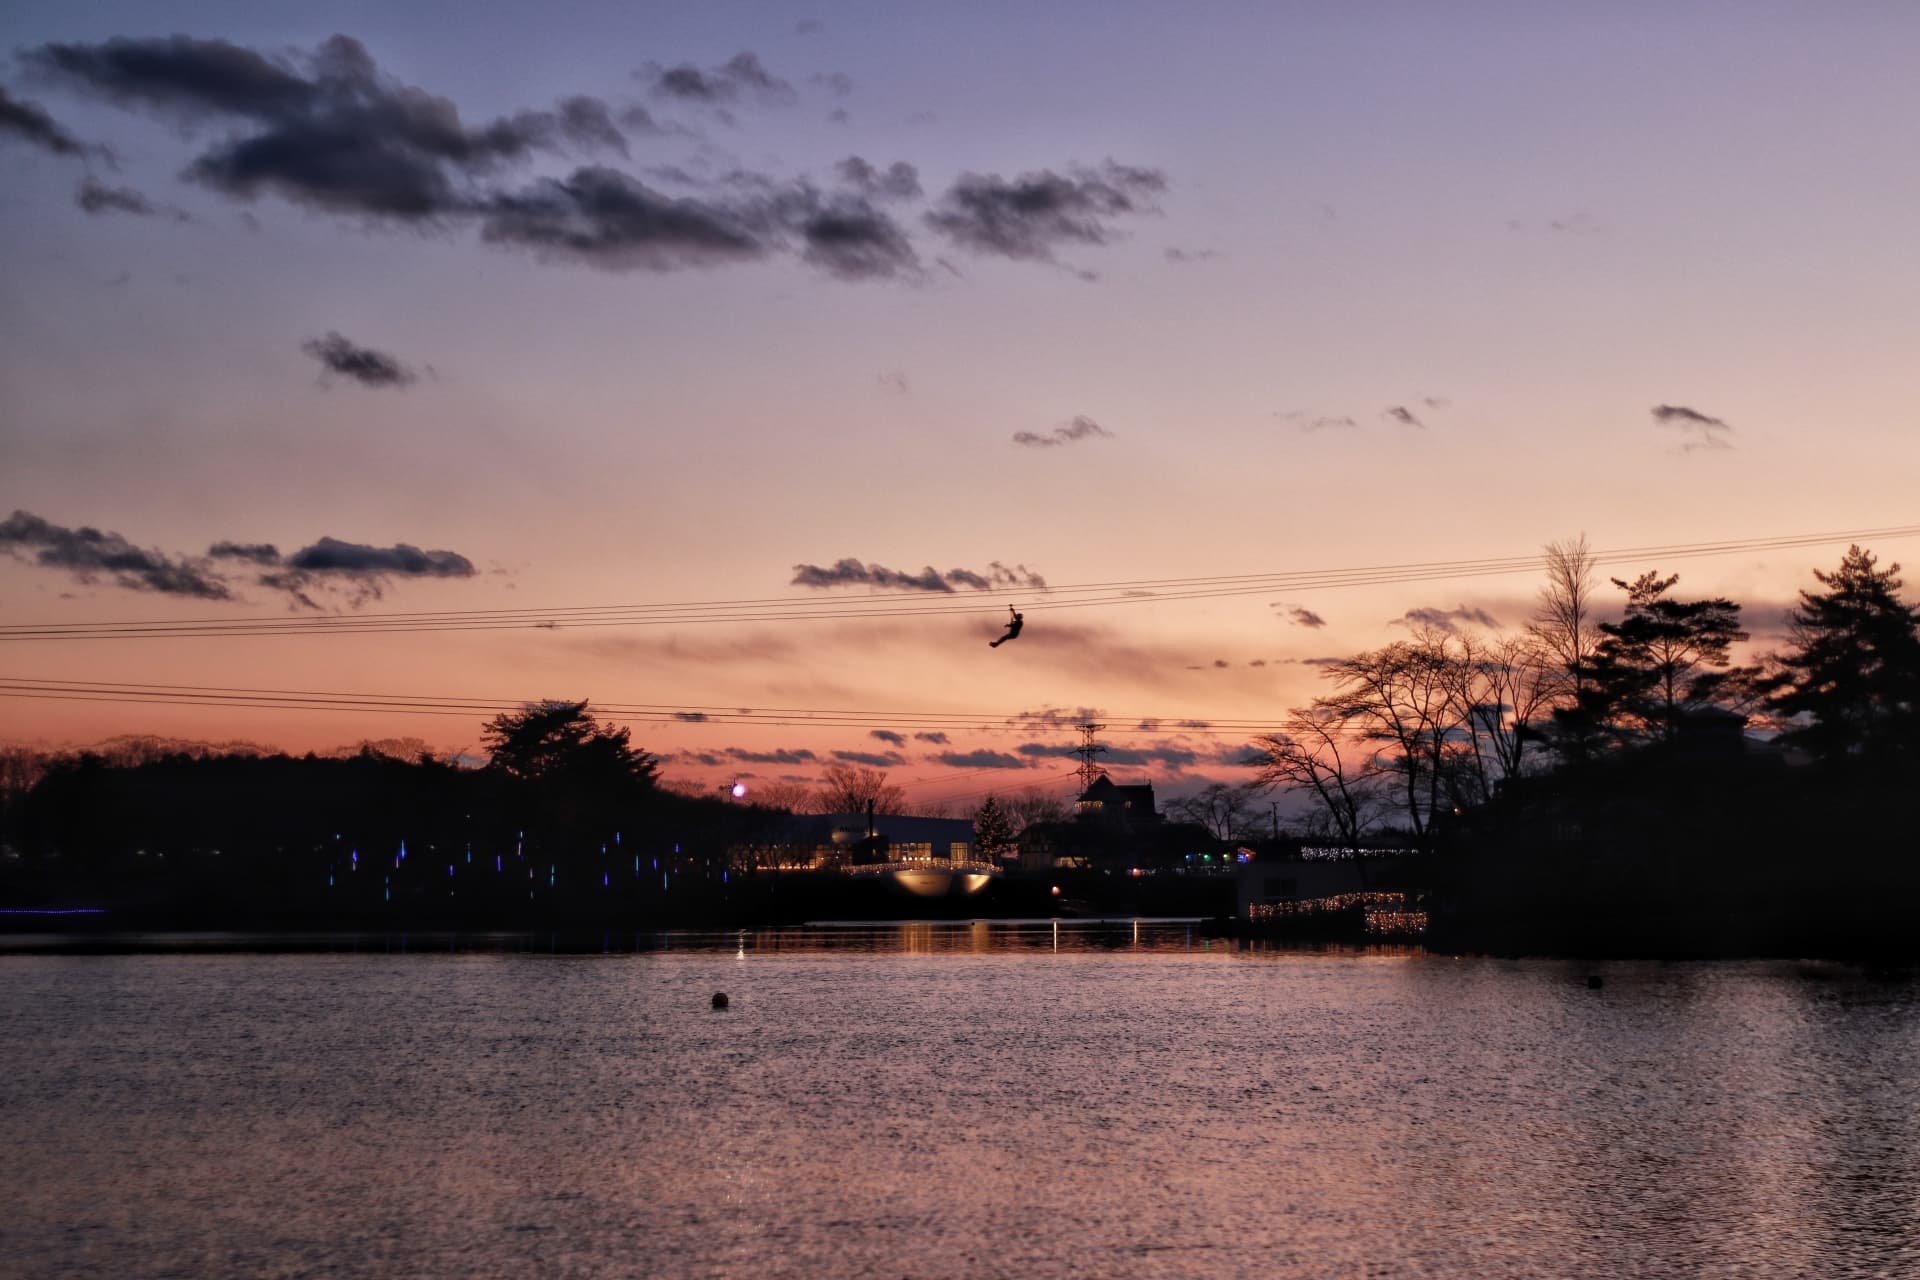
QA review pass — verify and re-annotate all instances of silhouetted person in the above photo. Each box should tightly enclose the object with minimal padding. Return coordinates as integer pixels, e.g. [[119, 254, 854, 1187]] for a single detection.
[[990, 606, 1024, 647]]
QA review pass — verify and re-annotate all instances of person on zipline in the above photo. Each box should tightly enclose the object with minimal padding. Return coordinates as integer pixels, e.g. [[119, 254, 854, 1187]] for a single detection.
[[990, 606, 1024, 648]]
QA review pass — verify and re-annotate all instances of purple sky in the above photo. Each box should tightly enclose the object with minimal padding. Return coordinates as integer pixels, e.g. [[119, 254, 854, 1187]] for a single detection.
[[4, 2, 1918, 805]]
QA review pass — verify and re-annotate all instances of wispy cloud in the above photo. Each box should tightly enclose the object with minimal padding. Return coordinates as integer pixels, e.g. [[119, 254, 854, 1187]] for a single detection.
[[639, 52, 797, 108], [75, 178, 187, 220], [932, 749, 1028, 769], [301, 332, 417, 388], [792, 558, 1046, 592], [1272, 603, 1326, 628], [726, 746, 818, 764], [836, 156, 920, 200], [1, 86, 100, 157], [1651, 403, 1733, 451], [926, 161, 1165, 263], [1396, 603, 1500, 633], [1013, 415, 1112, 449]]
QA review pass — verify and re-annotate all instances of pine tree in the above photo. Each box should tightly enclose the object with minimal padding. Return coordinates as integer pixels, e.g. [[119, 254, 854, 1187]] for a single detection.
[[1772, 546, 1920, 759], [972, 795, 1016, 862], [1584, 571, 1751, 744]]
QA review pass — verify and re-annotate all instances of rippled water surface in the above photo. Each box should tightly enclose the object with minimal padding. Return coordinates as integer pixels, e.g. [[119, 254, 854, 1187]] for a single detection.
[[5, 924, 1919, 1279]]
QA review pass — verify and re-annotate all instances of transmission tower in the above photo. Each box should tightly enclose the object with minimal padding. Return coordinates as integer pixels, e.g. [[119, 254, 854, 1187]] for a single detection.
[[1073, 722, 1108, 793]]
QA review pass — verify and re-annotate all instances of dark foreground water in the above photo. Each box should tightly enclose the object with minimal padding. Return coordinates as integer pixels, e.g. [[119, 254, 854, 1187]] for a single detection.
[[4, 924, 1918, 1279]]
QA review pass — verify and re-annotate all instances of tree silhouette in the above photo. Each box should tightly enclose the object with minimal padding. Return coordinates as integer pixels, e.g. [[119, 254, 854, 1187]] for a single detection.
[[1772, 546, 1920, 759], [972, 795, 1016, 861], [816, 763, 906, 815], [1584, 572, 1751, 744], [482, 700, 656, 786], [1167, 782, 1260, 840], [1250, 703, 1383, 853]]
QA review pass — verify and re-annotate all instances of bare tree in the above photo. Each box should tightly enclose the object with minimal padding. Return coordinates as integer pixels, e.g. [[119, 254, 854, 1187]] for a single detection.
[[1167, 782, 1260, 841], [1323, 629, 1463, 845], [743, 778, 816, 813], [815, 763, 906, 815], [1249, 702, 1384, 853], [1529, 533, 1601, 762], [1530, 534, 1597, 697], [1005, 787, 1069, 833], [1451, 631, 1558, 790]]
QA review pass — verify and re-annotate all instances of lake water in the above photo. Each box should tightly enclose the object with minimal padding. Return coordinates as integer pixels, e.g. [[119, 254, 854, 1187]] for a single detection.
[[4, 923, 1918, 1279]]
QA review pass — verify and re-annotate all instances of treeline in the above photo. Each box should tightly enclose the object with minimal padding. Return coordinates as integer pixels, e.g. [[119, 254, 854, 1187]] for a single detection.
[[1250, 541, 1920, 849], [1242, 541, 1920, 955], [0, 701, 803, 927]]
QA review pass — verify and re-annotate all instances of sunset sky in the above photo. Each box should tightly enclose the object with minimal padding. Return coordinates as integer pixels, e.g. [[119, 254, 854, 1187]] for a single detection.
[[4, 2, 1917, 807]]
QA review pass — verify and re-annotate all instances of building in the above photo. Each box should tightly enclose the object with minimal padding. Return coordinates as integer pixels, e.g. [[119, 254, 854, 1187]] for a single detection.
[[1075, 774, 1160, 828], [728, 812, 976, 873]]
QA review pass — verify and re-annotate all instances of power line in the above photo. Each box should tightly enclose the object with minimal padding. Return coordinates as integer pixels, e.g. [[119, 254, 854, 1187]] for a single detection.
[[0, 677, 1283, 736], [3, 522, 1913, 642]]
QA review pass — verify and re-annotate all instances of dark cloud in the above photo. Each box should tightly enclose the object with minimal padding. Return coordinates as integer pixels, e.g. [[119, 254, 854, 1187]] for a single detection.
[[832, 749, 904, 767], [836, 156, 920, 200], [1163, 247, 1219, 263], [869, 730, 907, 747], [1651, 403, 1733, 451], [75, 178, 184, 219], [1009, 706, 1107, 731], [617, 104, 664, 135], [877, 370, 910, 395], [256, 536, 476, 608], [796, 19, 826, 36], [0, 509, 484, 609], [790, 194, 920, 280], [791, 558, 1047, 592], [814, 72, 854, 98], [30, 34, 612, 222], [1398, 604, 1500, 633], [478, 166, 767, 271], [1274, 604, 1327, 628], [1012, 415, 1112, 449], [482, 166, 921, 280], [1018, 739, 1202, 770], [0, 509, 231, 599], [913, 731, 950, 745], [926, 161, 1166, 262], [284, 536, 474, 578], [553, 96, 629, 157], [0, 85, 93, 156], [641, 52, 796, 107], [726, 747, 818, 764], [207, 541, 280, 564], [933, 750, 1028, 769], [300, 332, 416, 388], [1383, 405, 1425, 428]]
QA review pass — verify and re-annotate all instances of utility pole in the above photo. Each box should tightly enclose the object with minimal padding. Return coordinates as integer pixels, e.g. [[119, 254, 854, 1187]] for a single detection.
[[1073, 722, 1108, 794]]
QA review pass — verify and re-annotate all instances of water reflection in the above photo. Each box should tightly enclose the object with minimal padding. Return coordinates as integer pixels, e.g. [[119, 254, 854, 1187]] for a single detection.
[[3, 951, 1915, 1279]]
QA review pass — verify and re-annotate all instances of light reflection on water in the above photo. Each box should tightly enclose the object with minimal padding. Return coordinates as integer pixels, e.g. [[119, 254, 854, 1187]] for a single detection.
[[3, 932, 1917, 1279]]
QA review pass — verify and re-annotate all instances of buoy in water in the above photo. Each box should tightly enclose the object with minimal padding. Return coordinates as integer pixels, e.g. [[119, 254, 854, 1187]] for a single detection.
[[711, 992, 729, 1010]]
